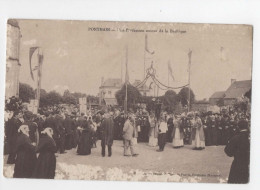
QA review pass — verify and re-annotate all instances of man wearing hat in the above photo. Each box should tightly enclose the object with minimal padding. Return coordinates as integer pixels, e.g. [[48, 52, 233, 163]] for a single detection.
[[100, 112, 114, 157], [224, 120, 250, 183], [123, 114, 138, 156]]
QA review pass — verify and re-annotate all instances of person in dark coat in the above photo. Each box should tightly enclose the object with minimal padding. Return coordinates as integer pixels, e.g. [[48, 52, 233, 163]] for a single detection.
[[100, 113, 114, 157], [221, 115, 230, 145], [113, 113, 121, 140], [71, 116, 79, 148], [64, 114, 74, 150], [34, 115, 46, 137], [54, 115, 66, 154], [209, 115, 218, 146], [167, 114, 174, 142], [33, 128, 57, 179], [13, 125, 37, 178], [229, 113, 238, 139], [7, 112, 24, 164], [157, 117, 168, 151], [77, 118, 93, 155], [224, 120, 250, 184], [202, 115, 210, 146], [216, 114, 224, 146], [23, 111, 39, 145]]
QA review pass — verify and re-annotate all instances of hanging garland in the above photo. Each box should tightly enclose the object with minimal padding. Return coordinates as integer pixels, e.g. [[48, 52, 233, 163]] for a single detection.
[[129, 65, 188, 91]]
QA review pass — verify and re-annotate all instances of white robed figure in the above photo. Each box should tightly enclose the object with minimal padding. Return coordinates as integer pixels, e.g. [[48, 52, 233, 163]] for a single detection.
[[148, 114, 158, 146], [190, 112, 205, 150], [172, 116, 184, 148]]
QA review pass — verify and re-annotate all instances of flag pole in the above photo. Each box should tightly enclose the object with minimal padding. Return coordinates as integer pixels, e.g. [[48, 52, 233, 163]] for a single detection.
[[188, 49, 192, 112], [124, 46, 128, 117], [37, 48, 43, 113], [168, 61, 169, 89], [143, 35, 146, 80], [37, 48, 40, 107]]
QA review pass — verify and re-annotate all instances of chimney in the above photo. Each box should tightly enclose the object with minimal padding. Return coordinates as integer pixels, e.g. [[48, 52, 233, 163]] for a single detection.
[[231, 79, 236, 85]]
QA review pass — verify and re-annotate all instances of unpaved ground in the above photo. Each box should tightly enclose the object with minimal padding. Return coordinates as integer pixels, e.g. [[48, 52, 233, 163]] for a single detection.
[[3, 140, 233, 183]]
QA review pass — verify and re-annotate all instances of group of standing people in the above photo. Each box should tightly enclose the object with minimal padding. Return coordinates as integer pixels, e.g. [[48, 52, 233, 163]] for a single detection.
[[4, 107, 250, 183], [6, 115, 57, 179]]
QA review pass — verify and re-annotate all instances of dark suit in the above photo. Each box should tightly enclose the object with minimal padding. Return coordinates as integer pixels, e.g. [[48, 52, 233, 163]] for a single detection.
[[7, 118, 23, 164], [224, 130, 250, 183], [54, 116, 65, 153], [100, 117, 114, 156], [64, 117, 74, 150]]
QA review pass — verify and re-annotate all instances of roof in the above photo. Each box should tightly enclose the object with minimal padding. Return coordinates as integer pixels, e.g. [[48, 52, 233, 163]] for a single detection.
[[224, 80, 251, 99], [210, 91, 225, 99], [132, 80, 150, 91], [100, 78, 122, 88]]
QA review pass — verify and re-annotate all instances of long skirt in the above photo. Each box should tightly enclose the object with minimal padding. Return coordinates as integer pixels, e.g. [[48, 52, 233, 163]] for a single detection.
[[210, 127, 218, 146], [32, 152, 56, 179], [13, 151, 37, 178], [77, 131, 92, 155], [172, 128, 184, 147], [148, 136, 158, 147], [192, 128, 205, 148]]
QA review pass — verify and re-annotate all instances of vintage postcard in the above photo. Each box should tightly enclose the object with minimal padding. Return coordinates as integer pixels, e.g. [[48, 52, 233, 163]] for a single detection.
[[3, 19, 252, 183]]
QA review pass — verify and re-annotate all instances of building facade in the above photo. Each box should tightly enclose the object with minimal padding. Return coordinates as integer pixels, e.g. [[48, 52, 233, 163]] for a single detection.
[[5, 19, 21, 99], [99, 78, 155, 106], [99, 78, 122, 106]]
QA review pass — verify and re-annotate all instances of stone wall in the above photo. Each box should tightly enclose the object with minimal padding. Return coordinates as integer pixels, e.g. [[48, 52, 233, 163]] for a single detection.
[[5, 19, 21, 99]]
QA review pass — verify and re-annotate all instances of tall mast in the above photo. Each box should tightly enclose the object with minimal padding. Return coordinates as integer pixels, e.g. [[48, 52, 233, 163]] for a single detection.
[[124, 46, 128, 116], [144, 35, 146, 80], [37, 48, 43, 113], [188, 49, 192, 112]]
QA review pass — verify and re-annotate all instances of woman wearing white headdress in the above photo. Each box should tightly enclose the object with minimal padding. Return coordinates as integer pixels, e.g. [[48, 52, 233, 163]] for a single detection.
[[191, 112, 205, 150], [13, 125, 37, 178], [148, 113, 158, 147], [172, 115, 184, 148], [32, 127, 57, 179]]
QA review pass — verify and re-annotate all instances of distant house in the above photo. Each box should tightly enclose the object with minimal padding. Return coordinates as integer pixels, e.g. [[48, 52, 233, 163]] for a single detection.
[[209, 91, 225, 105], [99, 78, 155, 106], [209, 79, 251, 106], [223, 80, 251, 105], [99, 78, 122, 106]]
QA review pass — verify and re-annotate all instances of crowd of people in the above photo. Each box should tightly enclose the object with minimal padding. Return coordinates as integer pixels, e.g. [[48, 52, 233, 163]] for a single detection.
[[4, 105, 250, 182]]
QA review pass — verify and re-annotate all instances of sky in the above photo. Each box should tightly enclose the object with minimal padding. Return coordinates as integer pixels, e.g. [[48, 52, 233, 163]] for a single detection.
[[17, 20, 253, 100]]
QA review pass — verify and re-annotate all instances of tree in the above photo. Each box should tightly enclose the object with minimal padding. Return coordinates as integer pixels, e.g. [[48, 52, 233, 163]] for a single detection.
[[19, 83, 35, 103], [178, 87, 195, 108], [233, 97, 250, 113], [115, 84, 142, 110], [71, 92, 87, 104], [39, 89, 48, 107], [87, 95, 99, 104], [63, 89, 77, 105], [45, 91, 63, 106], [244, 89, 251, 101], [162, 90, 179, 113]]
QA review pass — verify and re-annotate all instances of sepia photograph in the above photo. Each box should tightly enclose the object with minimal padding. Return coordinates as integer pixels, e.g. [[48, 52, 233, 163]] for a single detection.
[[3, 19, 252, 184]]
